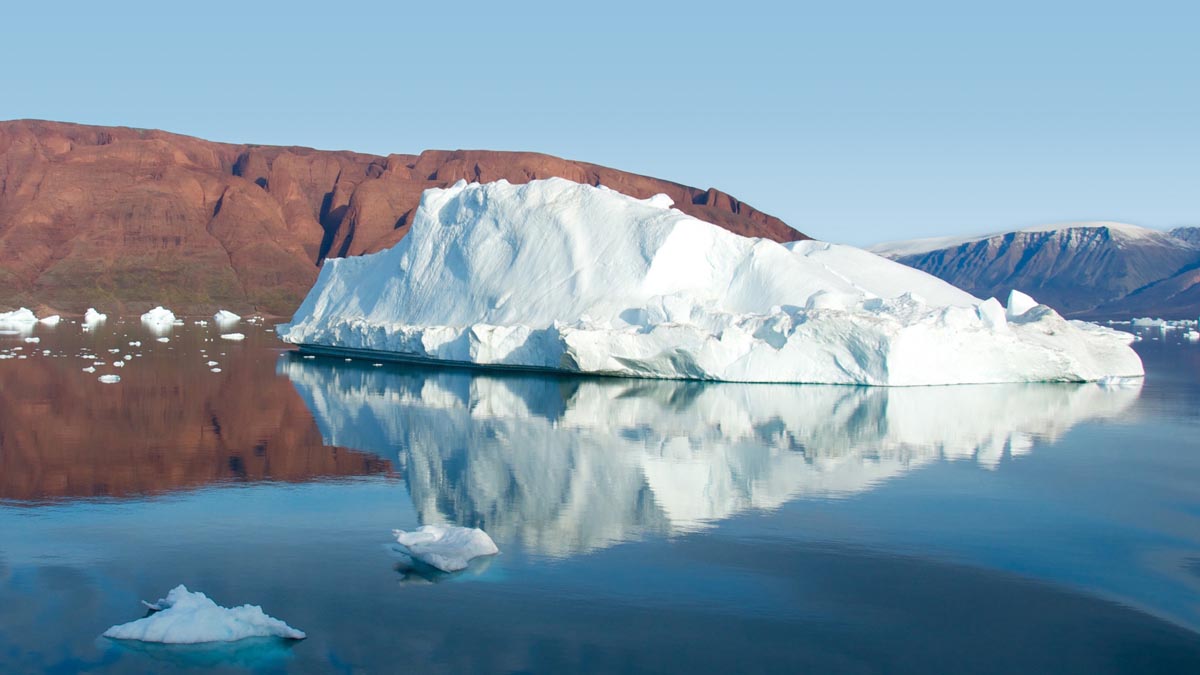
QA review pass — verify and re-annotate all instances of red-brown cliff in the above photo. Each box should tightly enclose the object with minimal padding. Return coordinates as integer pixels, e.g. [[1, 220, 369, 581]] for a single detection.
[[0, 120, 803, 315]]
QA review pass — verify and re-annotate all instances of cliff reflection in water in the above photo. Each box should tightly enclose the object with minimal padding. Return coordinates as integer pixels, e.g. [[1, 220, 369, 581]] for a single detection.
[[282, 357, 1141, 557], [0, 333, 392, 502]]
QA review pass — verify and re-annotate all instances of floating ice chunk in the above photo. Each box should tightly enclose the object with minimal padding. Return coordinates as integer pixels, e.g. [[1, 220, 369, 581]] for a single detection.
[[1006, 290, 1039, 319], [129, 341, 142, 347], [214, 310, 241, 325], [278, 179, 1143, 385], [102, 585, 306, 644], [84, 308, 107, 324], [141, 306, 176, 326], [1131, 317, 1166, 327], [39, 314, 61, 326], [113, 361, 125, 368], [392, 525, 500, 572], [24, 337, 40, 343], [98, 374, 120, 383], [0, 308, 38, 326], [207, 360, 219, 366], [220, 333, 245, 341], [156, 337, 170, 343], [1185, 330, 1200, 341], [211, 368, 222, 373]]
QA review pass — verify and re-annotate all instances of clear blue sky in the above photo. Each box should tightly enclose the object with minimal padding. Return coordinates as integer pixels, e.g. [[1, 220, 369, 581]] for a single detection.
[[2, 0, 1196, 244]]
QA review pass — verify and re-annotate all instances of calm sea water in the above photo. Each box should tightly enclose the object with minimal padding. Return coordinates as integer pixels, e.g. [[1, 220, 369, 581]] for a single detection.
[[1, 319, 1198, 674]]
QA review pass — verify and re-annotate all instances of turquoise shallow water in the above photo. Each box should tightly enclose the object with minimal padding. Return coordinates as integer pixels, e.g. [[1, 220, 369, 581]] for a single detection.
[[1, 320, 1198, 673]]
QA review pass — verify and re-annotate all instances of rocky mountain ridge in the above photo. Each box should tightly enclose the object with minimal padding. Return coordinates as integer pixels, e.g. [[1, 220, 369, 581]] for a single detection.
[[0, 119, 801, 315], [872, 222, 1200, 319]]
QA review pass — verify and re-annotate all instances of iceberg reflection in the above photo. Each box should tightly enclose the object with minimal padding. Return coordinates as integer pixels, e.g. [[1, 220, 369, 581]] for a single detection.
[[281, 357, 1141, 557]]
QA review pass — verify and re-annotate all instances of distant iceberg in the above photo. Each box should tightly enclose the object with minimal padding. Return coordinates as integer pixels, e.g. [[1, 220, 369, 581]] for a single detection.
[[278, 179, 1144, 385], [103, 585, 305, 644], [214, 309, 241, 326], [392, 525, 499, 572], [84, 308, 107, 325], [0, 308, 37, 325]]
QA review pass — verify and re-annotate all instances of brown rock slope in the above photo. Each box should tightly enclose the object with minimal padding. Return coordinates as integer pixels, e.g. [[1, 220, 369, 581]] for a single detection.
[[0, 120, 802, 315]]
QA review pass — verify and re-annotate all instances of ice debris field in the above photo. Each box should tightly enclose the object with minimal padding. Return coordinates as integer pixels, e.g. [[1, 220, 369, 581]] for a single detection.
[[103, 586, 305, 644], [0, 308, 261, 381], [278, 178, 1145, 385]]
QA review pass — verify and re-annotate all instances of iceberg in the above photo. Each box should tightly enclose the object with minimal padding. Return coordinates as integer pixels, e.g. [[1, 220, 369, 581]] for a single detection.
[[39, 314, 61, 326], [103, 585, 305, 644], [214, 309, 241, 325], [141, 306, 176, 335], [84, 308, 107, 325], [391, 525, 499, 572], [0, 308, 38, 326], [221, 333, 245, 341], [278, 179, 1144, 385]]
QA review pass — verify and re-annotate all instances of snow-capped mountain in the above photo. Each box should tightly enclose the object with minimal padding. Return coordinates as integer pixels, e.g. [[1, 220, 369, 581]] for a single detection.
[[871, 222, 1200, 318]]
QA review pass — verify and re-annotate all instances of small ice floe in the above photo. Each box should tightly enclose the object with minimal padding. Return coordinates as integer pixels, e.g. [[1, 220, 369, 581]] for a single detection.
[[113, 361, 125, 368], [24, 337, 40, 343], [84, 308, 108, 325], [0, 308, 38, 326], [373, 363, 383, 367], [39, 314, 61, 326], [141, 306, 176, 328], [124, 355, 133, 361], [194, 320, 209, 326], [214, 310, 241, 326], [129, 341, 142, 347], [206, 361, 219, 367], [103, 585, 306, 644], [302, 355, 315, 359], [156, 337, 170, 343], [220, 333, 245, 341], [1185, 330, 1200, 342], [211, 368, 222, 373], [98, 374, 121, 384], [391, 525, 499, 572], [107, 348, 121, 353]]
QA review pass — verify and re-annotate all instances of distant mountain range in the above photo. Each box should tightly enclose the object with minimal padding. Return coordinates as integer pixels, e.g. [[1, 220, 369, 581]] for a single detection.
[[871, 222, 1200, 319], [0, 120, 801, 315]]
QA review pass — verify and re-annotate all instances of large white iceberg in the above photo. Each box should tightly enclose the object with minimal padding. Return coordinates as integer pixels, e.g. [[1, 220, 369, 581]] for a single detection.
[[103, 585, 305, 644], [392, 524, 499, 572], [277, 179, 1144, 385]]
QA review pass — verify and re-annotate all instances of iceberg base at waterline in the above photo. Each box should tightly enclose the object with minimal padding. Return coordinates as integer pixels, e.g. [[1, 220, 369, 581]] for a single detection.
[[277, 178, 1144, 385], [102, 585, 306, 644]]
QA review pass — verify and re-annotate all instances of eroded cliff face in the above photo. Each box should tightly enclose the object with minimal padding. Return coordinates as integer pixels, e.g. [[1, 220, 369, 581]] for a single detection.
[[0, 120, 802, 315]]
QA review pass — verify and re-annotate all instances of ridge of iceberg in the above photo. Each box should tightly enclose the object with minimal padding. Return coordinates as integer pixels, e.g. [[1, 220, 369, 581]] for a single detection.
[[277, 178, 1144, 385], [102, 585, 306, 643]]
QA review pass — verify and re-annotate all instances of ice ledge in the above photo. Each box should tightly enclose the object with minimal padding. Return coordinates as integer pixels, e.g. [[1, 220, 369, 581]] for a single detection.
[[278, 304, 1144, 386]]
